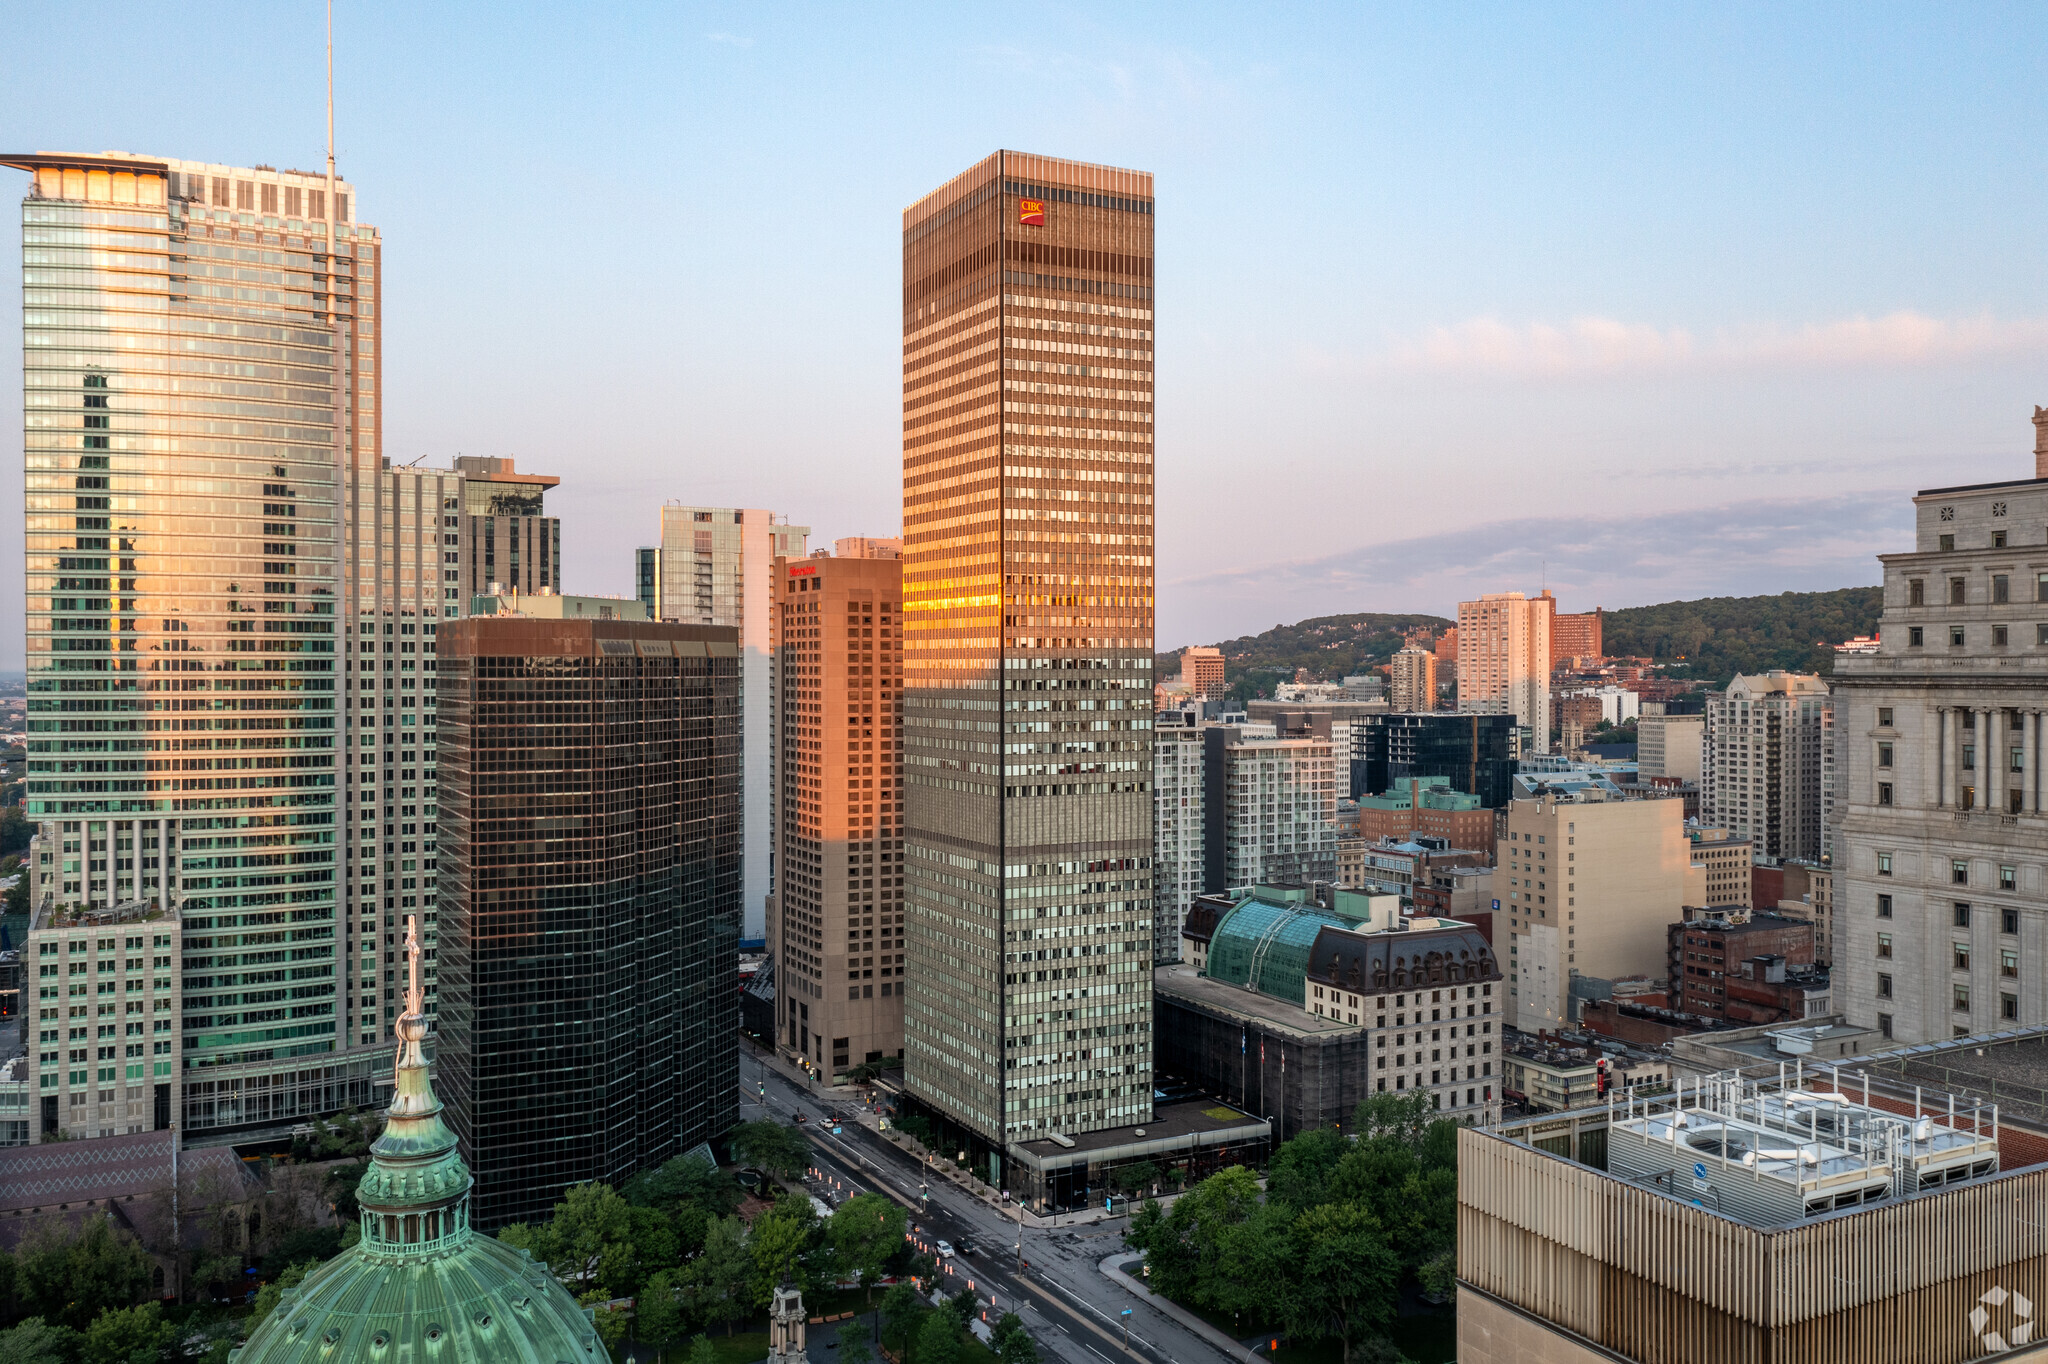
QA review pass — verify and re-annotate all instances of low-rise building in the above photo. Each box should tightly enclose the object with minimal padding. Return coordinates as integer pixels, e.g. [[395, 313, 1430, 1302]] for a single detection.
[[1157, 884, 1503, 1136], [1336, 836, 1489, 904], [1687, 823, 1754, 907], [1500, 1035, 1669, 1112], [1668, 910, 1826, 1024], [1350, 776, 1498, 855], [25, 898, 181, 1142], [1771, 861, 1836, 967]]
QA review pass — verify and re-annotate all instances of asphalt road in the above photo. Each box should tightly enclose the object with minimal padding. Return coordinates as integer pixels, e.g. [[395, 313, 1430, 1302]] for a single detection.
[[737, 1049, 1244, 1364]]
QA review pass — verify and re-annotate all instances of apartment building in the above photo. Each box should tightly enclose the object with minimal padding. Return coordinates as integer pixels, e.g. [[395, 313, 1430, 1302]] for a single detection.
[[1180, 645, 1225, 697], [1702, 671, 1835, 863], [1638, 707, 1704, 782], [1457, 593, 1551, 751], [1153, 709, 1207, 963], [1209, 734, 1338, 890], [23, 898, 180, 1142], [1687, 825, 1754, 908], [1500, 791, 1692, 1032], [1389, 644, 1437, 712]]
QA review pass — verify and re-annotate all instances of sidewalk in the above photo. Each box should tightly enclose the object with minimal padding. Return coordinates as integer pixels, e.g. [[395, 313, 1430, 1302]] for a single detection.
[[1099, 1252, 1251, 1360]]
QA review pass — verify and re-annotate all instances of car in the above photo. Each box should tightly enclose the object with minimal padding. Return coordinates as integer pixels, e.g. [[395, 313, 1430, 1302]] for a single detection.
[[957, 1239, 978, 1257], [935, 1240, 955, 1259], [793, 1112, 808, 1124]]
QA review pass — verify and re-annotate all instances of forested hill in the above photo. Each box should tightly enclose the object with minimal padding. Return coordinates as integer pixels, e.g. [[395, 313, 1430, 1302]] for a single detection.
[[1157, 612, 1453, 690], [1601, 587, 1883, 681], [1162, 588, 1884, 696]]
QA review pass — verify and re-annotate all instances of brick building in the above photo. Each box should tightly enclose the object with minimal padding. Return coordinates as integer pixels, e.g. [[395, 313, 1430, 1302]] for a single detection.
[[1351, 777, 1498, 855], [1667, 911, 1825, 1024]]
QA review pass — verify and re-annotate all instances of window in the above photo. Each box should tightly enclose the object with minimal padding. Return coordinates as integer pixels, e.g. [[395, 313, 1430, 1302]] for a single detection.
[[1878, 742, 1893, 768], [1951, 625, 1967, 647], [1954, 861, 1971, 886], [1878, 973, 1893, 999], [1878, 782, 1894, 807], [2039, 624, 2048, 646], [1955, 902, 1972, 927], [2003, 949, 2020, 978], [2039, 572, 2048, 603], [1878, 853, 1894, 877], [1995, 625, 2010, 647], [1910, 579, 1926, 606], [2004, 908, 2021, 935], [1964, 744, 1977, 772], [1991, 574, 2011, 603], [1941, 533, 1957, 552], [1879, 707, 1894, 727], [2002, 865, 2018, 891], [1955, 984, 1971, 1012], [1954, 942, 1971, 971], [2004, 993, 2020, 1021], [1879, 1013, 1894, 1040], [1995, 530, 2009, 548], [1951, 578, 1968, 605], [1877, 893, 1893, 918], [1877, 933, 1893, 959], [1909, 627, 1925, 648]]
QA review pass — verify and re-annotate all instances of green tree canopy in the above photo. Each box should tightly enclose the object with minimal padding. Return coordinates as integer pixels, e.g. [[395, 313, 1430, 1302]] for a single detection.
[[81, 1301, 177, 1364], [633, 1267, 685, 1349], [0, 1318, 78, 1364], [1285, 1202, 1402, 1364], [621, 1151, 741, 1217], [730, 1119, 812, 1183], [914, 1308, 961, 1364], [829, 1193, 906, 1303], [16, 1212, 154, 1331], [689, 1215, 754, 1336]]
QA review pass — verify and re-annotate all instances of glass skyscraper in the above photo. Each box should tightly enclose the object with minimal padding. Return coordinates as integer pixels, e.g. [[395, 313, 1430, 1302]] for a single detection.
[[900, 152, 1156, 1156], [7, 150, 386, 1133]]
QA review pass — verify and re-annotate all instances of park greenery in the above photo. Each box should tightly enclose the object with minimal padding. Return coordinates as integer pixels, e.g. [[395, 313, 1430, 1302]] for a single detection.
[[1595, 586, 1881, 682], [1125, 1093, 1455, 1364]]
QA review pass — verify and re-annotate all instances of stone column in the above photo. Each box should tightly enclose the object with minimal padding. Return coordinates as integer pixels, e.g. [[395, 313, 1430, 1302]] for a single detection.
[[1987, 709, 2006, 815], [2027, 711, 2042, 815], [1945, 706, 1962, 808]]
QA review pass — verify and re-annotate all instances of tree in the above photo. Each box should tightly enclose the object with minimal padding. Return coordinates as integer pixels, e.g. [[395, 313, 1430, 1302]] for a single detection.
[[590, 1304, 630, 1351], [323, 1161, 368, 1222], [730, 1120, 811, 1183], [838, 1328, 874, 1364], [914, 1309, 961, 1364], [943, 1287, 976, 1333], [0, 1318, 78, 1364], [1121, 1165, 1263, 1310], [1416, 1249, 1456, 1303], [246, 1261, 317, 1338], [828, 1193, 905, 1305], [879, 1281, 929, 1355], [538, 1182, 634, 1294], [690, 1215, 753, 1336], [622, 1152, 740, 1218], [990, 1313, 1040, 1364], [17, 1212, 154, 1330], [746, 1198, 818, 1307], [259, 1227, 341, 1278], [81, 1301, 176, 1364], [1265, 1125, 1348, 1214], [1352, 1093, 1435, 1148], [634, 1268, 685, 1351], [1111, 1161, 1158, 1196], [1286, 1202, 1401, 1364], [687, 1334, 718, 1364]]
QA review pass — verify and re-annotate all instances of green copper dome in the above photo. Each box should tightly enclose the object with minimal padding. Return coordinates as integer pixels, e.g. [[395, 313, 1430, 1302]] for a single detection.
[[232, 920, 602, 1364]]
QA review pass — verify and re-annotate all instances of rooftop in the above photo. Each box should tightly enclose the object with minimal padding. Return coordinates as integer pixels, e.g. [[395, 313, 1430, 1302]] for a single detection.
[[1005, 1095, 1269, 1171], [32, 898, 175, 932]]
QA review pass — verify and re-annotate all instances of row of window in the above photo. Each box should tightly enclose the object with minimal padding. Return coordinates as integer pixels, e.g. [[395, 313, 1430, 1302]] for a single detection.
[[1875, 896, 2021, 929], [1872, 855, 2016, 888]]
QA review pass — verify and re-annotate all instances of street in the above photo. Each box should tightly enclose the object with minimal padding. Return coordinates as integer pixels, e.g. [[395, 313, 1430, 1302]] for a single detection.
[[737, 1049, 1241, 1364]]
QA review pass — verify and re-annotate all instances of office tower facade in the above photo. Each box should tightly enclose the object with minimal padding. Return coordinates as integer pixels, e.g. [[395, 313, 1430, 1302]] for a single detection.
[[1152, 710, 1207, 963], [1389, 643, 1438, 712], [7, 150, 392, 1136], [769, 546, 906, 1081], [637, 507, 810, 941], [1836, 449, 2048, 1046], [1500, 792, 1691, 1032], [434, 613, 741, 1228], [901, 152, 1155, 1151], [1544, 596, 1604, 665], [1638, 709, 1704, 782], [1353, 712, 1517, 807], [1701, 671, 1835, 864], [23, 898, 181, 1142], [1457, 592, 1551, 751]]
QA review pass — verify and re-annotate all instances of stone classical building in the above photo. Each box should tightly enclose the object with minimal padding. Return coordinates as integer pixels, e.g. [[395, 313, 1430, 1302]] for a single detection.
[[1835, 421, 2048, 1045]]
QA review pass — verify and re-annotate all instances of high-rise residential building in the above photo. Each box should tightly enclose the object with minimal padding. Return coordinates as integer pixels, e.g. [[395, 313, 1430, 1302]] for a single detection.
[[1836, 428, 2048, 1046], [1210, 732, 1338, 890], [1152, 710, 1207, 964], [1637, 709, 1704, 782], [22, 897, 181, 1142], [449, 457, 561, 598], [1434, 627, 1458, 688], [900, 152, 1155, 1156], [1180, 646, 1225, 697], [1388, 643, 1438, 712], [1701, 671, 1835, 864], [6, 149, 391, 1136], [434, 609, 741, 1228], [768, 546, 905, 1082], [635, 507, 811, 941], [1543, 595, 1604, 665], [1499, 791, 1691, 1032], [1456, 592, 1551, 750]]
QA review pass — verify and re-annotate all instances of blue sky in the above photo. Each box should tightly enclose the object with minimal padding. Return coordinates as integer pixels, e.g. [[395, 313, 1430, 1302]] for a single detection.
[[4, 3, 2047, 663]]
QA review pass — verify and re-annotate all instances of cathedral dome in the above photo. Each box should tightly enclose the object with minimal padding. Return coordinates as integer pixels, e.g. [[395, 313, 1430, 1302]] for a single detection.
[[232, 920, 601, 1364]]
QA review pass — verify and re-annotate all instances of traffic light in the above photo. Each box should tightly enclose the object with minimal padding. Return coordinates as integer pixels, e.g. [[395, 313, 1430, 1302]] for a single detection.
[[1595, 1058, 1610, 1097]]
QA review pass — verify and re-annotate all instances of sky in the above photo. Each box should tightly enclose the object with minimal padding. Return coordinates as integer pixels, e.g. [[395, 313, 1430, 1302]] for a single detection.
[[4, 3, 2047, 665]]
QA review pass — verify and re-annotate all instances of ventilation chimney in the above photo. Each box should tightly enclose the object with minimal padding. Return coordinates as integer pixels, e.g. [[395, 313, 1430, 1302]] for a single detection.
[[2035, 406, 2048, 479]]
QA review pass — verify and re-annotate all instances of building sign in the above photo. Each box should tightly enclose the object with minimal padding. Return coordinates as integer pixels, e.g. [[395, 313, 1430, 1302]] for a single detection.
[[1018, 199, 1045, 227], [788, 564, 818, 577]]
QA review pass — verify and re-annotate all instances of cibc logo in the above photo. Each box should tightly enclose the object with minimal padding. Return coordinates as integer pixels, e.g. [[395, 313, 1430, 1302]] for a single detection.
[[1018, 198, 1045, 226], [1970, 1285, 2034, 1353]]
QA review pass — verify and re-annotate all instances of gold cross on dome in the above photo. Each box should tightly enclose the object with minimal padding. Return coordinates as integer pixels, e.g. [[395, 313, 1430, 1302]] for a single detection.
[[405, 913, 424, 1017]]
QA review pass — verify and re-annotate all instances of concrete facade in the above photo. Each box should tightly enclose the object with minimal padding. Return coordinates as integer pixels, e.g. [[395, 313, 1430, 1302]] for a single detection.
[[1458, 593, 1552, 752], [1637, 712, 1703, 783], [1389, 643, 1438, 712], [1702, 671, 1835, 864]]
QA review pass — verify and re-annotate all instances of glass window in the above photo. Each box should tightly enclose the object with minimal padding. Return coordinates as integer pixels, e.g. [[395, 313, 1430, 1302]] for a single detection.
[[1955, 861, 1971, 886], [1878, 973, 1893, 999], [1995, 575, 2011, 603], [1955, 902, 1972, 927], [1909, 627, 1924, 648], [1955, 983, 1971, 1012], [2004, 994, 2020, 1020], [1995, 625, 2010, 647], [1878, 742, 1893, 768], [1910, 579, 1926, 606], [1879, 1013, 1894, 1040], [1878, 707, 1894, 727], [1877, 782, 1894, 807], [1954, 942, 1971, 971], [1878, 853, 1893, 877], [2004, 909, 2020, 935], [1877, 893, 1893, 918], [1951, 578, 1968, 605], [2002, 949, 2019, 978], [1951, 625, 1967, 647], [2002, 865, 2017, 890], [1877, 933, 1893, 959]]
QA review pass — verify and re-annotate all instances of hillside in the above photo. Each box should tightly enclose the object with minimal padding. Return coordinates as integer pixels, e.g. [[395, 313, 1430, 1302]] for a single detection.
[[1163, 588, 1884, 700], [1158, 612, 1452, 700], [1602, 587, 1882, 681]]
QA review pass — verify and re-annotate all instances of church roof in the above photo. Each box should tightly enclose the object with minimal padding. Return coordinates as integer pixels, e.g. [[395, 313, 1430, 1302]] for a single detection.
[[231, 918, 600, 1364]]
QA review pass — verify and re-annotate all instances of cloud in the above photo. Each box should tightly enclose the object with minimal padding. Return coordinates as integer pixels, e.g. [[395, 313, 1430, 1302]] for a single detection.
[[705, 31, 754, 48], [1352, 311, 2048, 379], [1160, 492, 1905, 649]]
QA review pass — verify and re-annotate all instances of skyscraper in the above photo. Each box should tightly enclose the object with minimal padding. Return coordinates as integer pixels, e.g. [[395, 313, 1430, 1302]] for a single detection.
[[636, 507, 811, 941], [1701, 671, 1834, 864], [434, 606, 741, 1228], [7, 150, 385, 1135], [901, 153, 1156, 1155], [768, 545, 905, 1081], [1389, 643, 1438, 712], [1457, 592, 1552, 751]]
